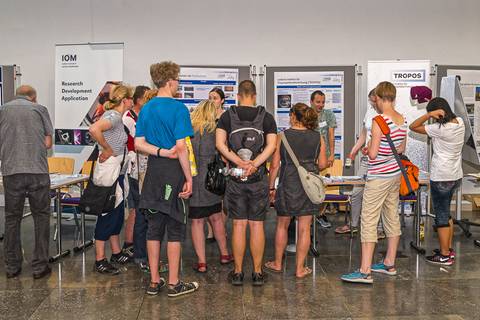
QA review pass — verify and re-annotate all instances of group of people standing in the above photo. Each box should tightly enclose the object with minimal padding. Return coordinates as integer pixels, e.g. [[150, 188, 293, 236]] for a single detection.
[[0, 60, 465, 295]]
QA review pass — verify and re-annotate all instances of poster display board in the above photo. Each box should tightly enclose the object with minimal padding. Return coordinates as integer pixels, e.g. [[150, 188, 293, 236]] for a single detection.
[[273, 71, 345, 159], [368, 60, 432, 171], [447, 70, 480, 141], [54, 43, 124, 171], [178, 66, 251, 110], [0, 67, 3, 105]]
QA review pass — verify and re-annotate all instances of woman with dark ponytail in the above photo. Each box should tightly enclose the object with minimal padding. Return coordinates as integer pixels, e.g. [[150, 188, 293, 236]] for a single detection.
[[264, 103, 327, 278], [410, 97, 464, 266]]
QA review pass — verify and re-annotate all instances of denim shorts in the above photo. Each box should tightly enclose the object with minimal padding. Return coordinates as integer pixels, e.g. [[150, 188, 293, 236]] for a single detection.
[[430, 179, 461, 228]]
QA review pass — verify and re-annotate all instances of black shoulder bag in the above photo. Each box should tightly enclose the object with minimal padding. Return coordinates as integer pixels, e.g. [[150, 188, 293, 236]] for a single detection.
[[79, 146, 126, 215], [205, 152, 227, 196]]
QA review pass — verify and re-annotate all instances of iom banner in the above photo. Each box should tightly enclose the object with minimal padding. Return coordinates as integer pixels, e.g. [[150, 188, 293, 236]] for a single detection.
[[54, 43, 124, 171], [368, 60, 431, 172]]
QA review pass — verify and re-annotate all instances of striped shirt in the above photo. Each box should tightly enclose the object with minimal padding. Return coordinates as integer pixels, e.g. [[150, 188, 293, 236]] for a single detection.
[[367, 114, 407, 179]]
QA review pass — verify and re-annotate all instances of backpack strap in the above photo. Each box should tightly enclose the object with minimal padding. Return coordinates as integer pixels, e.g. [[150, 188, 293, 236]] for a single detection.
[[373, 115, 413, 194]]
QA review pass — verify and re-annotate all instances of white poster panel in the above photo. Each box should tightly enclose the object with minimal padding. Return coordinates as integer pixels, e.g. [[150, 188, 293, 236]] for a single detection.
[[368, 60, 431, 171], [274, 71, 345, 159], [54, 43, 124, 171], [447, 69, 480, 141], [178, 67, 239, 110]]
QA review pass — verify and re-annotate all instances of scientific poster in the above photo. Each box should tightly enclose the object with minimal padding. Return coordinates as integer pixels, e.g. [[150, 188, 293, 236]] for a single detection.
[[178, 67, 239, 110], [447, 69, 480, 141], [368, 60, 431, 171], [54, 43, 124, 171], [274, 71, 344, 159]]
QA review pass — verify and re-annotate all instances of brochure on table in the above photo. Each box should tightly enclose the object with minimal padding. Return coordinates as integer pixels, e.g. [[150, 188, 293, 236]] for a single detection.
[[368, 60, 431, 172], [177, 67, 239, 110], [54, 43, 124, 172], [274, 71, 345, 159]]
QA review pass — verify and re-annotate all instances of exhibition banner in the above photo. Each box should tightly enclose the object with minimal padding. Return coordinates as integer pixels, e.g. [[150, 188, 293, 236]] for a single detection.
[[178, 67, 239, 110], [54, 43, 124, 171], [447, 69, 480, 141], [368, 60, 431, 171], [274, 71, 345, 159]]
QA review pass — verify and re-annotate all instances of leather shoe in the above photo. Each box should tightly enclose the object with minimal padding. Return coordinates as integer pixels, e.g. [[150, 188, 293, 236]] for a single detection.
[[6, 268, 22, 278], [33, 266, 52, 280]]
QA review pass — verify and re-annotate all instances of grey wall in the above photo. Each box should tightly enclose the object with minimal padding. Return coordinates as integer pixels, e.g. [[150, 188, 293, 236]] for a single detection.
[[1, 0, 479, 128]]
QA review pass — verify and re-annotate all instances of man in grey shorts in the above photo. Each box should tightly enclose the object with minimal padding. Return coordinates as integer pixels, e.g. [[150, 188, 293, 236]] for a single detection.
[[0, 85, 53, 279], [216, 80, 277, 286]]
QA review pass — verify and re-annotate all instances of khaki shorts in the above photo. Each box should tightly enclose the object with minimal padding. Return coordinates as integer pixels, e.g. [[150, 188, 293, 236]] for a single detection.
[[361, 176, 401, 243]]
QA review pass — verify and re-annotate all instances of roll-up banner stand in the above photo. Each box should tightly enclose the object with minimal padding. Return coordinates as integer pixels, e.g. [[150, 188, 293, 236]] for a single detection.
[[54, 43, 124, 172], [368, 60, 432, 172]]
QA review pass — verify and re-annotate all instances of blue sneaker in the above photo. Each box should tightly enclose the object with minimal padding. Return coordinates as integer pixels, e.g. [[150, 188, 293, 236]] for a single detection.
[[340, 270, 373, 284], [371, 262, 397, 275]]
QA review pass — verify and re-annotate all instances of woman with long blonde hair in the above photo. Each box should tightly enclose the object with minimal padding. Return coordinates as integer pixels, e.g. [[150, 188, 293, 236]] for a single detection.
[[189, 100, 232, 273]]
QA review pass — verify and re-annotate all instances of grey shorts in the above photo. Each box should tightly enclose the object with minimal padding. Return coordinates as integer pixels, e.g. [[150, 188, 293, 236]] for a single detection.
[[145, 210, 186, 242], [224, 176, 269, 221]]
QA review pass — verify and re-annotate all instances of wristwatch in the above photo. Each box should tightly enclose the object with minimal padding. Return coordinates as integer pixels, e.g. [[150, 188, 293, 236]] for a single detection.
[[157, 148, 161, 157]]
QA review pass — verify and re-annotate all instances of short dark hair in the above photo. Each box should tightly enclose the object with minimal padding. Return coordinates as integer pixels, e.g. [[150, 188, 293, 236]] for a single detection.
[[209, 87, 225, 101], [133, 85, 150, 104], [238, 80, 256, 97], [310, 90, 325, 102]]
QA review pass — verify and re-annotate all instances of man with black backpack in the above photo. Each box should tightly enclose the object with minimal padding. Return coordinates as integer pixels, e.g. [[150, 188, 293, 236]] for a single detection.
[[216, 80, 277, 286]]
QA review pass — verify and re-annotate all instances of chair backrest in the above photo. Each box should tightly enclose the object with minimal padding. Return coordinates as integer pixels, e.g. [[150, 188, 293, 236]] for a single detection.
[[81, 161, 94, 176], [321, 159, 343, 195], [48, 157, 75, 174]]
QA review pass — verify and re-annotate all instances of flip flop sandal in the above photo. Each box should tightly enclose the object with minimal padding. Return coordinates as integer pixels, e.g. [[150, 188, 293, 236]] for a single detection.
[[264, 261, 283, 273]]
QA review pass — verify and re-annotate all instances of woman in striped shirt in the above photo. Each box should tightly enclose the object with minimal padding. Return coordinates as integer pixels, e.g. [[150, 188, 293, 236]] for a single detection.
[[342, 81, 407, 284]]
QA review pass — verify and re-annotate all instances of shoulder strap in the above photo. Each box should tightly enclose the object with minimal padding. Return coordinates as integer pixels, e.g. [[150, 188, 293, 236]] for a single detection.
[[373, 116, 413, 194], [279, 132, 301, 168]]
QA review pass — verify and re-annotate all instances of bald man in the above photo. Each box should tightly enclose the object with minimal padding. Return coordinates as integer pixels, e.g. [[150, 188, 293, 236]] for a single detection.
[[0, 85, 53, 279]]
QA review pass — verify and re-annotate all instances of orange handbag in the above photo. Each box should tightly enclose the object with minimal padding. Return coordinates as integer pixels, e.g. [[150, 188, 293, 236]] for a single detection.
[[373, 115, 419, 196]]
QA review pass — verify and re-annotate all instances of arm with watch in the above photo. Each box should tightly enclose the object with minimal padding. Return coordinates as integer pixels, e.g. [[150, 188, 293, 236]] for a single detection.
[[134, 137, 178, 159]]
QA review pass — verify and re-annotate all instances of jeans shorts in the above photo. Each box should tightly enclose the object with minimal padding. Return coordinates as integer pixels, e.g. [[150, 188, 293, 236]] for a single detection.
[[430, 179, 461, 228]]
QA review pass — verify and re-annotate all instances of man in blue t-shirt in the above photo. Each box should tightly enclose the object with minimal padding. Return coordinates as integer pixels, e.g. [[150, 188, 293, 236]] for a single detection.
[[135, 61, 199, 298]]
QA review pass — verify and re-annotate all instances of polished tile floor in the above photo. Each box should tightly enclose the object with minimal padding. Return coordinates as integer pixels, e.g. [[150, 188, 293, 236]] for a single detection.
[[1, 207, 480, 320]]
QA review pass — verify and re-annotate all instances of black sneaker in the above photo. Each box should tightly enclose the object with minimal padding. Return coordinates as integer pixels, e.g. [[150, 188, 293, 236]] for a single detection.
[[426, 253, 453, 266], [228, 271, 244, 286], [6, 268, 22, 279], [138, 261, 150, 273], [111, 252, 132, 265], [146, 278, 166, 296], [167, 281, 199, 297], [318, 215, 332, 228], [432, 248, 455, 260], [33, 266, 52, 280], [252, 272, 267, 286], [122, 244, 134, 259], [95, 259, 120, 275]]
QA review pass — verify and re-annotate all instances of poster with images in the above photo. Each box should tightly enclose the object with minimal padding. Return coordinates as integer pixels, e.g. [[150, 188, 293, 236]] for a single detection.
[[447, 69, 480, 142], [274, 71, 345, 159], [54, 43, 124, 171], [368, 60, 431, 172], [178, 67, 239, 111]]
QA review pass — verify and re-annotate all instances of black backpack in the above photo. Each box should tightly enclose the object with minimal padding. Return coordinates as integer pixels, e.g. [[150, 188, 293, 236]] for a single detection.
[[227, 106, 266, 182]]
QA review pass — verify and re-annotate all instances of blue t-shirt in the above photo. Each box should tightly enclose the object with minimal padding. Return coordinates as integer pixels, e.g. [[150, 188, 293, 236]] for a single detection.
[[136, 97, 194, 148]]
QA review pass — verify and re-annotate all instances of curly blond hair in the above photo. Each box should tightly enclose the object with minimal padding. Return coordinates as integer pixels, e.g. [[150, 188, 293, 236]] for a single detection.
[[143, 89, 159, 103], [150, 61, 180, 89]]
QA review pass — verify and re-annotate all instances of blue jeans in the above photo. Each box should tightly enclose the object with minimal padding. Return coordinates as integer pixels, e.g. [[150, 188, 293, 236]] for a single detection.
[[430, 179, 461, 228]]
